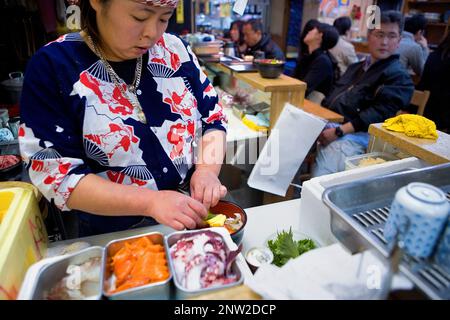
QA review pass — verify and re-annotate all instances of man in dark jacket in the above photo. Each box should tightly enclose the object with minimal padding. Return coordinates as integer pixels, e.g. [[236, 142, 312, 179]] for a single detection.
[[243, 19, 285, 60], [312, 11, 414, 177]]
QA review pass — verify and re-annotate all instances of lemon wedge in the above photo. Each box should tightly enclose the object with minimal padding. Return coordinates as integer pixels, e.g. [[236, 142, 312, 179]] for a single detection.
[[205, 214, 227, 227]]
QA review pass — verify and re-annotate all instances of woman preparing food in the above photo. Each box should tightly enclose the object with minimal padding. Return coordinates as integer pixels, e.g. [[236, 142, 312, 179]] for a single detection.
[[19, 0, 228, 236]]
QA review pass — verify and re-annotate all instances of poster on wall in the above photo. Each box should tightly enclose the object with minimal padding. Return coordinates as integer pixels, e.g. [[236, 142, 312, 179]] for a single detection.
[[318, 0, 374, 39]]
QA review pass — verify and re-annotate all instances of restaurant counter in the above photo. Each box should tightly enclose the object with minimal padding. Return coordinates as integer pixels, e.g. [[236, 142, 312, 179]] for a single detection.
[[205, 61, 344, 129], [20, 199, 305, 300], [368, 123, 450, 165]]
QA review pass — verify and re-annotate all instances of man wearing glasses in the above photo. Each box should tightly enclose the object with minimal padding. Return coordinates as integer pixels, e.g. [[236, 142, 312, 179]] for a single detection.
[[312, 11, 414, 177]]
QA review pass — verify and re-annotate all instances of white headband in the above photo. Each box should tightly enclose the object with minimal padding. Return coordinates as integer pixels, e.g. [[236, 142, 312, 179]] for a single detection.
[[138, 0, 179, 8]]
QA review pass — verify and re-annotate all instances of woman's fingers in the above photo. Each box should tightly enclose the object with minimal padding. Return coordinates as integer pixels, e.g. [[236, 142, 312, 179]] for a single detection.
[[175, 212, 197, 230], [187, 197, 208, 219], [169, 220, 185, 231], [202, 185, 213, 209], [183, 205, 205, 227], [211, 185, 221, 208], [219, 185, 227, 198], [192, 183, 204, 204]]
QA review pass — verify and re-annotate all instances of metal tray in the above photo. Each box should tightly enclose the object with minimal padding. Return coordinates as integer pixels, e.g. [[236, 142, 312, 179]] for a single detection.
[[29, 246, 104, 300], [322, 163, 450, 300], [165, 229, 244, 300], [102, 232, 172, 300]]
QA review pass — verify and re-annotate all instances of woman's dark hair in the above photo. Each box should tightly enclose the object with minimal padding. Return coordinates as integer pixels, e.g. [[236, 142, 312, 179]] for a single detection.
[[317, 23, 339, 51], [404, 14, 427, 35], [333, 16, 352, 36], [80, 0, 110, 45], [230, 20, 245, 46], [299, 19, 321, 56]]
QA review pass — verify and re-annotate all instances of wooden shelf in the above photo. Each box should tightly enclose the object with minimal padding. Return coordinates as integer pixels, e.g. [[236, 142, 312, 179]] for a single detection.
[[233, 72, 306, 92], [368, 123, 450, 165], [408, 1, 450, 4], [427, 22, 449, 26], [403, 0, 450, 46]]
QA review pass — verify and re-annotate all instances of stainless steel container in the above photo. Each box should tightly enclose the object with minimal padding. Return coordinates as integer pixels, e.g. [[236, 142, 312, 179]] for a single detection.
[[322, 163, 450, 300], [192, 41, 223, 56], [1, 72, 23, 105], [29, 246, 103, 300], [102, 232, 172, 300], [165, 229, 244, 300]]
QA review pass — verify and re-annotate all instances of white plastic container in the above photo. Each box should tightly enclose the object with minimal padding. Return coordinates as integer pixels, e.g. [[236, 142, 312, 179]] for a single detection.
[[345, 152, 399, 170]]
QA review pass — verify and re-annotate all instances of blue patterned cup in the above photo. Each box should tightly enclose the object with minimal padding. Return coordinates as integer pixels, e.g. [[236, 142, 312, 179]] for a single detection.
[[434, 217, 450, 273], [384, 183, 450, 258]]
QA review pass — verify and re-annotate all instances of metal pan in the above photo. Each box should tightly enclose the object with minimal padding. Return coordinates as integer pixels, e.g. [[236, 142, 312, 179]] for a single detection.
[[102, 232, 172, 300], [165, 229, 244, 300], [29, 246, 103, 300]]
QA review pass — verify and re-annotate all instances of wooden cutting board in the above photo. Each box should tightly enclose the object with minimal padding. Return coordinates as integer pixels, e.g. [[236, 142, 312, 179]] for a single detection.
[[189, 285, 262, 300]]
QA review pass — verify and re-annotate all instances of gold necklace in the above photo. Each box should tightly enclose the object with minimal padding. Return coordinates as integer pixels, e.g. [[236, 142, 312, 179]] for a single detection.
[[87, 36, 147, 124]]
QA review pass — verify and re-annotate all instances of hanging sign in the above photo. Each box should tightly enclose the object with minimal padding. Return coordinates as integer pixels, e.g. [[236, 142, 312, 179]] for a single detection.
[[205, 0, 210, 15], [176, 0, 184, 24], [233, 0, 248, 16]]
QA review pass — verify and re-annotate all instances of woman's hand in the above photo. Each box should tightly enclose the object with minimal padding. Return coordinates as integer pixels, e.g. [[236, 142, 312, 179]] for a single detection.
[[147, 190, 208, 231], [190, 168, 227, 209]]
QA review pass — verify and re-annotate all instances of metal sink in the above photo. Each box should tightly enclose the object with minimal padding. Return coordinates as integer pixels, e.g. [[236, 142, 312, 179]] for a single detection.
[[322, 163, 450, 300]]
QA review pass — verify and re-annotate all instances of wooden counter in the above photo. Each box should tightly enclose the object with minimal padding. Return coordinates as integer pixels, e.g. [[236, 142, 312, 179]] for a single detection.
[[302, 99, 344, 123], [352, 40, 370, 54], [368, 123, 450, 165], [190, 285, 261, 300], [205, 61, 344, 128], [233, 72, 307, 129]]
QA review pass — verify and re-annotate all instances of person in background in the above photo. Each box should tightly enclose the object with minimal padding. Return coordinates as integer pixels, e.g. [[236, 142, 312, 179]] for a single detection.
[[397, 14, 429, 76], [229, 20, 247, 58], [329, 16, 359, 76], [242, 19, 285, 60], [294, 22, 339, 101], [312, 11, 414, 177], [298, 19, 321, 58], [417, 32, 450, 133]]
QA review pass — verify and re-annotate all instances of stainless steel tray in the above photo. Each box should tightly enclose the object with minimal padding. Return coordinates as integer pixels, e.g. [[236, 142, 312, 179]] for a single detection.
[[322, 163, 450, 300], [165, 229, 244, 300], [102, 232, 172, 300], [29, 246, 104, 300]]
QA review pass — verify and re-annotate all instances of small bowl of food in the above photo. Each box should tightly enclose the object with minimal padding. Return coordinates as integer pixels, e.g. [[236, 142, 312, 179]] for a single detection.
[[204, 200, 247, 245], [0, 154, 22, 179], [254, 59, 285, 79], [265, 229, 319, 267], [245, 246, 274, 273]]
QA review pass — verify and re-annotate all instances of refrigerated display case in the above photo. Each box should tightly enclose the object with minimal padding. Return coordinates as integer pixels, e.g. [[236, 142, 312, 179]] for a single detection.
[[194, 0, 270, 36]]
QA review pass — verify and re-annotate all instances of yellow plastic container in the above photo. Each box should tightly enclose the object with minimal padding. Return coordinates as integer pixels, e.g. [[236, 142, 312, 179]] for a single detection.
[[0, 187, 47, 300], [242, 115, 269, 132]]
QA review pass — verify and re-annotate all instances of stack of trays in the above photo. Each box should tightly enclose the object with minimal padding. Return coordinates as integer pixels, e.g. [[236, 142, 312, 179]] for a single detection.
[[24, 229, 244, 300]]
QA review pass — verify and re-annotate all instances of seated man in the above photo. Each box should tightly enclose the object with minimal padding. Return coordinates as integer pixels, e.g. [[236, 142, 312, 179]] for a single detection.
[[243, 19, 285, 61], [312, 11, 414, 177], [397, 14, 429, 77]]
